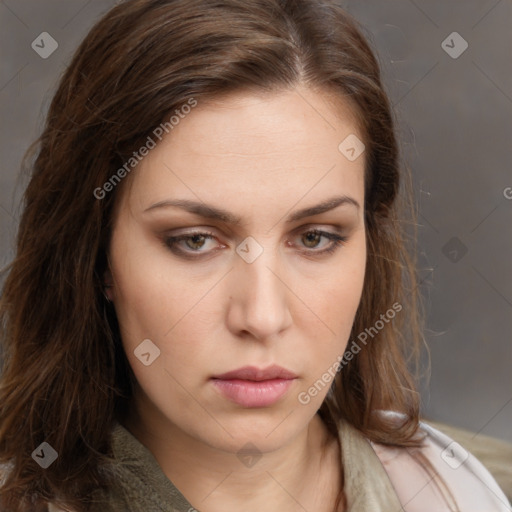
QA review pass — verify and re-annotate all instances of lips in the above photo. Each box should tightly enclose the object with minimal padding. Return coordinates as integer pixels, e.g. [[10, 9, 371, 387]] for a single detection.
[[212, 365, 297, 381], [210, 365, 298, 407]]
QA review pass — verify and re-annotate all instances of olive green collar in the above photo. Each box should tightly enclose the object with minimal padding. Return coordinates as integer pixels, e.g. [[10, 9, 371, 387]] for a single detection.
[[338, 418, 404, 511], [104, 418, 403, 511]]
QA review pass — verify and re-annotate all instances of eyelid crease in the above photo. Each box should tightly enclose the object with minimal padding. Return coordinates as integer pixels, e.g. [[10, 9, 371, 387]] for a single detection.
[[162, 227, 348, 257]]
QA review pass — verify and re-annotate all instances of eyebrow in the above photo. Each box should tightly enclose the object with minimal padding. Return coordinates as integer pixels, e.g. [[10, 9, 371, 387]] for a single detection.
[[143, 195, 360, 225]]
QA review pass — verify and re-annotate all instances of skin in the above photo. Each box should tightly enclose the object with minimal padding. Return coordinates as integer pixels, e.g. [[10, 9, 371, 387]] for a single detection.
[[106, 85, 367, 512]]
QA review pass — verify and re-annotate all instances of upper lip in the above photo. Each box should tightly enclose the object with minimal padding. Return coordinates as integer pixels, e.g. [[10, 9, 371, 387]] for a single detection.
[[211, 365, 297, 381]]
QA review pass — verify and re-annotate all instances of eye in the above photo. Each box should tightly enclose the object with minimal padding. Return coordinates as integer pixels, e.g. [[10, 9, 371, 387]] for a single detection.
[[163, 230, 220, 257], [163, 228, 347, 259], [294, 229, 347, 256]]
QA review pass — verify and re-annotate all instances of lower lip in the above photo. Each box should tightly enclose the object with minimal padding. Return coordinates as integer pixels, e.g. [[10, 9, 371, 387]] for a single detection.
[[211, 378, 296, 407]]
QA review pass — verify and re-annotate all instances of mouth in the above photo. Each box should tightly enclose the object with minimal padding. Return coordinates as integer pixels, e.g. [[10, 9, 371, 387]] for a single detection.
[[210, 365, 298, 408]]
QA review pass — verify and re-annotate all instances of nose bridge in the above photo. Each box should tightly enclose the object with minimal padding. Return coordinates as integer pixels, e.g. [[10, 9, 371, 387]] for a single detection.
[[231, 236, 291, 339]]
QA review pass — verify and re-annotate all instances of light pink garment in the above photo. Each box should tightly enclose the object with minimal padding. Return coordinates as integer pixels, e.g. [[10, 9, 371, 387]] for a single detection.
[[370, 414, 511, 511]]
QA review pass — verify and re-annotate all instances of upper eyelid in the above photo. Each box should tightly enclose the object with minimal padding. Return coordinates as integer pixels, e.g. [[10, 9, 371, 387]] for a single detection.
[[165, 227, 345, 249]]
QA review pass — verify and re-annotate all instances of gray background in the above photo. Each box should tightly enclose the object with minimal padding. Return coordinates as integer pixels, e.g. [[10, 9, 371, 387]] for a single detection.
[[1, 1, 511, 442]]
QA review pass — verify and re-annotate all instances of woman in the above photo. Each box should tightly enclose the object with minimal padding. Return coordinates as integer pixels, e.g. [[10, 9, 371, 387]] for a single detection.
[[0, 1, 509, 511]]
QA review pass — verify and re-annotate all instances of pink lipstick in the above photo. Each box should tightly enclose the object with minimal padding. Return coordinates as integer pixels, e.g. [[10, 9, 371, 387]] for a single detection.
[[211, 365, 297, 407]]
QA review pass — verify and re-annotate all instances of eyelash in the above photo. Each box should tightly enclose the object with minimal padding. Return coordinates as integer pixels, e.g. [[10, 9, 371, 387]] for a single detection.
[[163, 229, 348, 258]]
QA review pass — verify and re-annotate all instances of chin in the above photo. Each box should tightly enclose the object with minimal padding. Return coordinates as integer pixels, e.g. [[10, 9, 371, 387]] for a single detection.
[[204, 409, 310, 449]]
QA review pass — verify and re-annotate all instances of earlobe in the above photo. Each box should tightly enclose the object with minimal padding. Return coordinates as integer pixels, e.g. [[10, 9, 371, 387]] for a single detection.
[[103, 285, 114, 302], [103, 268, 115, 302]]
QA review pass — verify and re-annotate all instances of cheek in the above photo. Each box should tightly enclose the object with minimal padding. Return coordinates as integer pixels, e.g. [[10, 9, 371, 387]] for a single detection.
[[302, 234, 366, 370], [296, 279, 365, 409], [109, 235, 212, 391], [317, 232, 366, 325], [109, 226, 188, 338]]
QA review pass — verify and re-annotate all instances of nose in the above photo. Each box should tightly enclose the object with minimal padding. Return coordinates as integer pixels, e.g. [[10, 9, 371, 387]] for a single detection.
[[226, 242, 293, 342]]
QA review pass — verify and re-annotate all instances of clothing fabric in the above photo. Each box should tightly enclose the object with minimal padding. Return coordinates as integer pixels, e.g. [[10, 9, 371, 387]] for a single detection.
[[44, 413, 511, 512], [370, 419, 511, 511], [425, 419, 512, 500]]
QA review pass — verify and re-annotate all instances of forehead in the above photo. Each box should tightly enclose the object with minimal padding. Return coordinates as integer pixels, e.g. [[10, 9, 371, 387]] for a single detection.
[[167, 86, 363, 158], [120, 86, 366, 218]]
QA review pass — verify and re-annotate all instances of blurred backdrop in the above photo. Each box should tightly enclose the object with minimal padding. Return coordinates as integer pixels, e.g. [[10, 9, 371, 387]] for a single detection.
[[1, 0, 511, 442]]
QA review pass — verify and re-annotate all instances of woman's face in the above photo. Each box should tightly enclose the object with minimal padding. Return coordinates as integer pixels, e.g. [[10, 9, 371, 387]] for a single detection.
[[107, 86, 367, 453]]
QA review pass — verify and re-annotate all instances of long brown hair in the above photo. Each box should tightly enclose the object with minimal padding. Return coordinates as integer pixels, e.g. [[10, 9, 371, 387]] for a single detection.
[[0, 0, 424, 510]]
